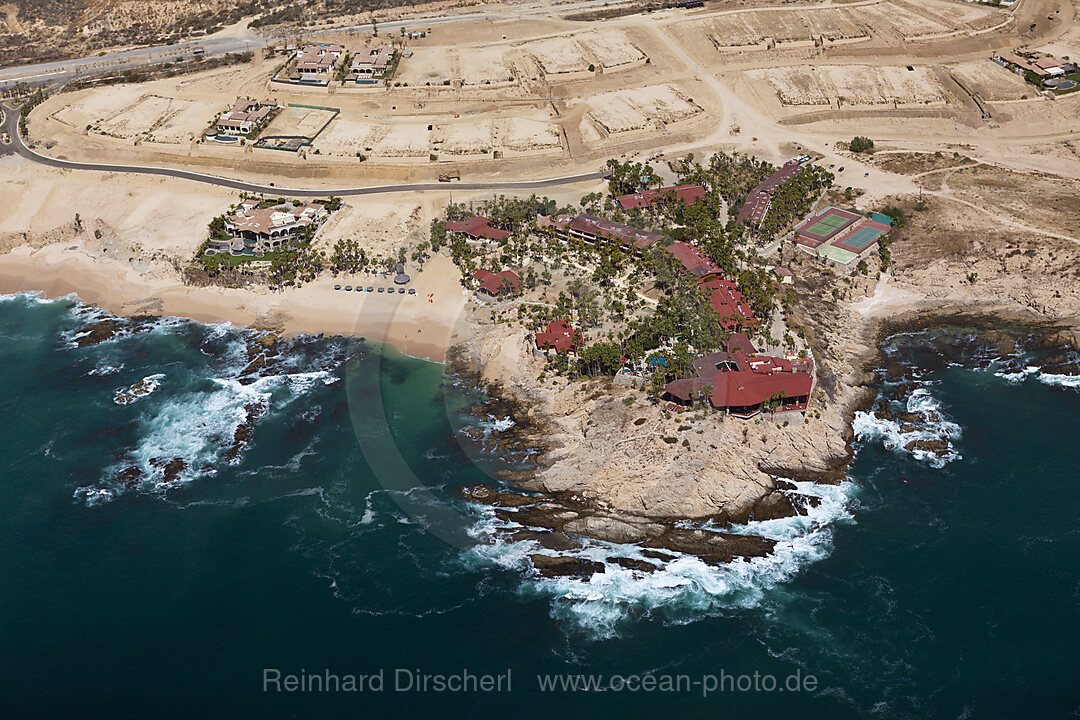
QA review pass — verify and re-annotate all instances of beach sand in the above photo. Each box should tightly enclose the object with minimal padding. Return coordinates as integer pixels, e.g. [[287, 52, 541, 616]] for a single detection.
[[0, 245, 472, 362]]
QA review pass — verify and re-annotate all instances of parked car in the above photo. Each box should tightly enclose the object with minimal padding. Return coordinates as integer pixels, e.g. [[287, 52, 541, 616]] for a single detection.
[[333, 284, 341, 290], [378, 287, 385, 293], [829, 163, 835, 169], [838, 166, 845, 173], [398, 288, 406, 294], [366, 287, 374, 292], [407, 288, 416, 295], [864, 172, 870, 177], [344, 286, 352, 291]]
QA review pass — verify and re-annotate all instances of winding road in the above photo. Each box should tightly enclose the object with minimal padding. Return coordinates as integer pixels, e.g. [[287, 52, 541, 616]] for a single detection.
[[0, 103, 605, 196]]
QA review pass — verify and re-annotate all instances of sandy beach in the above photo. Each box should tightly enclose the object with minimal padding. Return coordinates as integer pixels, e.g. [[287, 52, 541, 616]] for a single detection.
[[0, 245, 472, 362]]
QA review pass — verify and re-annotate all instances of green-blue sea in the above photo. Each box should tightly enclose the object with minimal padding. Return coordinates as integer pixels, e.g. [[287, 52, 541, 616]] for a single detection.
[[1, 292, 1078, 718]]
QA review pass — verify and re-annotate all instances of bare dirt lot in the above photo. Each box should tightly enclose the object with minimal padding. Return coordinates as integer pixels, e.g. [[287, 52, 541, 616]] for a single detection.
[[262, 105, 338, 139], [748, 65, 945, 107], [576, 83, 702, 135], [950, 60, 1035, 102]]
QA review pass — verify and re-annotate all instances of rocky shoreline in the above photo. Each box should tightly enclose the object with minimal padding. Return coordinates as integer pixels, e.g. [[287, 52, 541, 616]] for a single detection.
[[447, 287, 1080, 579]]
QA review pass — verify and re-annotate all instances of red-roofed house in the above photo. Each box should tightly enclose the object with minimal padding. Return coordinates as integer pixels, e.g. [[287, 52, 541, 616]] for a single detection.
[[737, 160, 806, 227], [662, 332, 812, 417], [446, 216, 511, 242], [472, 269, 520, 297], [664, 242, 722, 279], [699, 277, 757, 332], [616, 184, 706, 211], [535, 320, 582, 355], [563, 214, 664, 252]]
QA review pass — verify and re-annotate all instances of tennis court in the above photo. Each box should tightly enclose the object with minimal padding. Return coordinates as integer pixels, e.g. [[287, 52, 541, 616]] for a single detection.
[[796, 207, 861, 243], [833, 225, 884, 253], [806, 214, 850, 237]]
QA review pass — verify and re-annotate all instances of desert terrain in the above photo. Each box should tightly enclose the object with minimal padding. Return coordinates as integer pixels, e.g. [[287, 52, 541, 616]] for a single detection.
[[12, 0, 1073, 189]]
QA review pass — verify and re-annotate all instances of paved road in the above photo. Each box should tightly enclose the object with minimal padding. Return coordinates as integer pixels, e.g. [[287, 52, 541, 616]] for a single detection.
[[0, 104, 604, 196], [0, 0, 616, 89]]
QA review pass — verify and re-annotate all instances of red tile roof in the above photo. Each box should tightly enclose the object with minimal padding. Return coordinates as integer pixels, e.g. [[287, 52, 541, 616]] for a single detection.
[[709, 370, 812, 411], [664, 242, 722, 278], [566, 214, 663, 250], [616, 184, 706, 211], [472, 269, 520, 295], [535, 320, 582, 354], [699, 277, 757, 331], [447, 216, 511, 241], [737, 161, 805, 225]]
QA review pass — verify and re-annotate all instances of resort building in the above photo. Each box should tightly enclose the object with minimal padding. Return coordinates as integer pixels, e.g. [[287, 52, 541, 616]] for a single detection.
[[662, 334, 813, 418], [616, 184, 706, 211], [535, 321, 583, 355], [215, 98, 277, 136], [472, 269, 520, 297], [294, 44, 345, 85], [538, 213, 663, 253], [737, 159, 806, 227], [662, 240, 757, 332], [700, 276, 758, 332], [446, 216, 511, 243], [349, 45, 395, 83], [664, 241, 722, 279], [210, 201, 327, 255]]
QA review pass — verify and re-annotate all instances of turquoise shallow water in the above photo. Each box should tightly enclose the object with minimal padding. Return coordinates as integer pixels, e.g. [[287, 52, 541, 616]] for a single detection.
[[1, 293, 1078, 718]]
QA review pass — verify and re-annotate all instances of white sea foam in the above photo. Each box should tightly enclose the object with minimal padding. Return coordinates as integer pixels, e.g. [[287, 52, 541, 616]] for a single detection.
[[992, 364, 1080, 390], [464, 481, 854, 639], [853, 386, 961, 468], [113, 373, 165, 405], [993, 366, 1039, 384], [1036, 372, 1080, 389], [75, 365, 338, 505], [88, 362, 124, 377]]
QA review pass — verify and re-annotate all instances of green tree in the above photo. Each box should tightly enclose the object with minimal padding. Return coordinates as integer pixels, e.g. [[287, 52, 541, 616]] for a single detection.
[[849, 136, 875, 153]]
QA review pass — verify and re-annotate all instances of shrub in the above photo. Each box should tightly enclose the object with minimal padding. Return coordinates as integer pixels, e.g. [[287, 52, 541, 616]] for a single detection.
[[849, 136, 875, 153]]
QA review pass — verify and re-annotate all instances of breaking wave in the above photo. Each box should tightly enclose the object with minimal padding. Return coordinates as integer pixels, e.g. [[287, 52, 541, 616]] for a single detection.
[[462, 481, 855, 640], [994, 365, 1080, 390], [853, 386, 961, 468]]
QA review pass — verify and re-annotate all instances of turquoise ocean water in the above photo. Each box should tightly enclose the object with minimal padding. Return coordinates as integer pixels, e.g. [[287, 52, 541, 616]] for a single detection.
[[1, 293, 1078, 718]]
